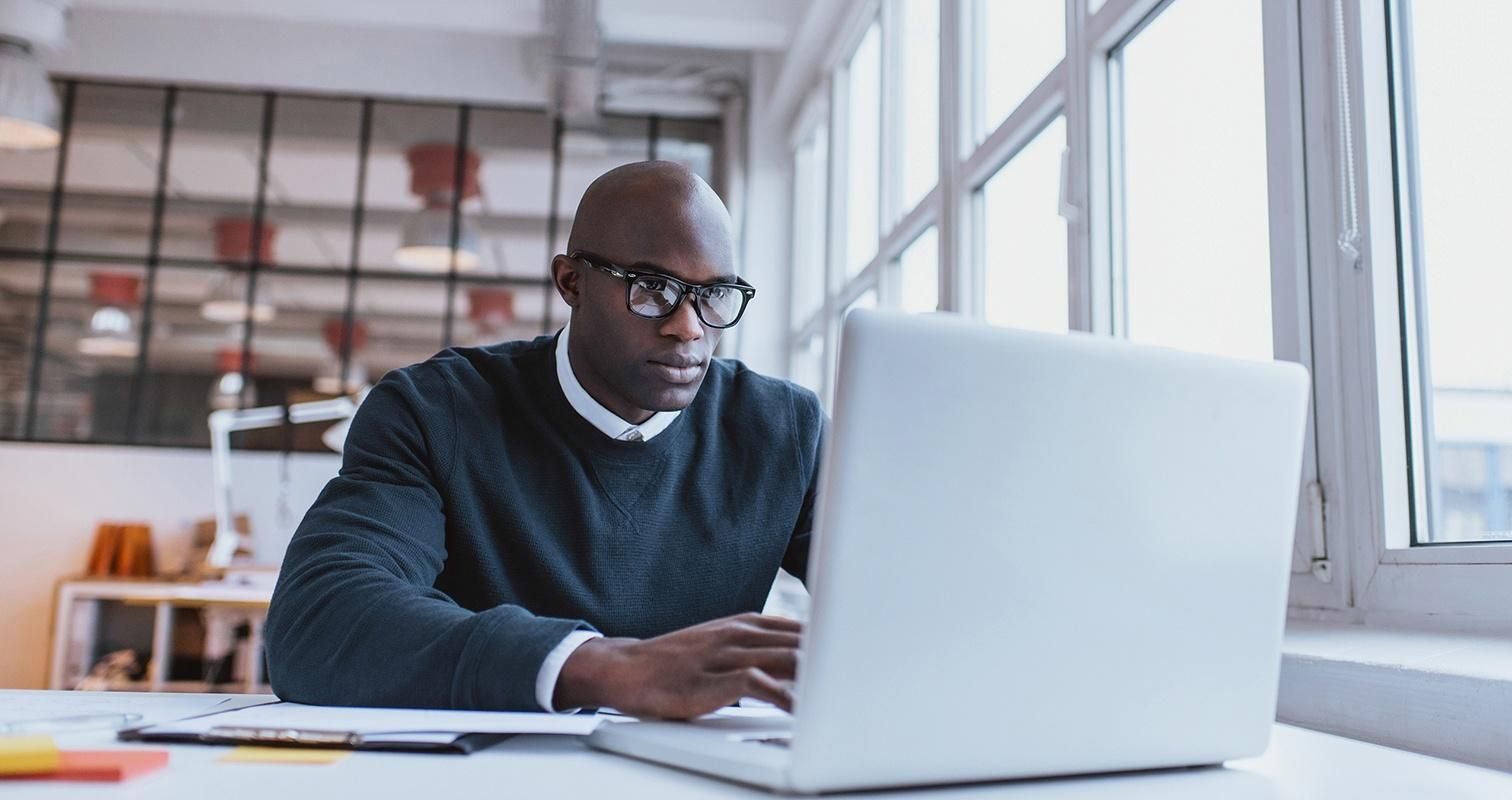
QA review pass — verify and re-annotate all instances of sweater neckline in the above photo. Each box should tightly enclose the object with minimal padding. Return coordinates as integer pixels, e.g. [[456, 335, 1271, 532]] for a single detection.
[[529, 338, 693, 462]]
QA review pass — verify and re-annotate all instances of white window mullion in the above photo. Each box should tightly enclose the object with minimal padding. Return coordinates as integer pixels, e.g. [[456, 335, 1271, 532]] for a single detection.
[[1260, 0, 1339, 605], [938, 0, 966, 315]]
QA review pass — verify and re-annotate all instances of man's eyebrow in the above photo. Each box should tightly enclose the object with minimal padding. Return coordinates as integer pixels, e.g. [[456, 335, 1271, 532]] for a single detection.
[[629, 261, 740, 285]]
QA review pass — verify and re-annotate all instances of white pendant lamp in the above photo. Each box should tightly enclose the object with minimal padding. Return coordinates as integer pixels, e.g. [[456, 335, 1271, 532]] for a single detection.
[[0, 0, 70, 151], [76, 272, 141, 357], [394, 143, 482, 272], [201, 217, 277, 323]]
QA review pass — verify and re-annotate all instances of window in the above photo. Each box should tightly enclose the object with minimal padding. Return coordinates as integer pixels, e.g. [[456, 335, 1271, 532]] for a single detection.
[[790, 334, 825, 396], [898, 227, 938, 314], [979, 116, 1067, 332], [973, 0, 1063, 140], [1112, 0, 1272, 361], [782, 0, 1512, 626], [892, 0, 939, 217], [1389, 1, 1512, 545], [0, 79, 719, 450], [844, 287, 878, 316], [790, 123, 829, 327], [842, 21, 882, 279]]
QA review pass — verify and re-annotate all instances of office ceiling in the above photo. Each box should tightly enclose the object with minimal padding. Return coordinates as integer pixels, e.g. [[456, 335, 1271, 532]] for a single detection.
[[72, 0, 808, 51]]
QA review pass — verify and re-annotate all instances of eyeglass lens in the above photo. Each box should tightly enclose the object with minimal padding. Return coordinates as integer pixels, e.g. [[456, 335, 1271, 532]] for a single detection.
[[628, 276, 744, 327]]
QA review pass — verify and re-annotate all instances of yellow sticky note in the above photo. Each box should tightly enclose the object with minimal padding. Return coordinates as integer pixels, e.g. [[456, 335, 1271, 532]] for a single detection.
[[0, 735, 62, 776], [220, 747, 349, 765]]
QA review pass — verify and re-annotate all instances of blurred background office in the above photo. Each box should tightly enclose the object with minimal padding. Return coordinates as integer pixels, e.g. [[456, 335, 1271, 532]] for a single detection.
[[1, 0, 1509, 774]]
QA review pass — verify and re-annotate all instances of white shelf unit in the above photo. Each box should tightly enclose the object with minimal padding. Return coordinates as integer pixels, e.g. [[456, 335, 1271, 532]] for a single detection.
[[49, 578, 273, 694]]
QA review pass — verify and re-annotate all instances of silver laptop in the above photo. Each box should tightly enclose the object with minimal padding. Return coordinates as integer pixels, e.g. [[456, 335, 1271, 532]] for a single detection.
[[588, 309, 1311, 794]]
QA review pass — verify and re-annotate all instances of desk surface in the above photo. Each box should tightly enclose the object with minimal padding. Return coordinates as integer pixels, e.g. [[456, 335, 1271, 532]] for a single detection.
[[7, 692, 1510, 799]]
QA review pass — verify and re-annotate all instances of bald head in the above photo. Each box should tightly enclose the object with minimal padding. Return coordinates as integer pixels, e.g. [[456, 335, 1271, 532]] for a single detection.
[[566, 160, 737, 281]]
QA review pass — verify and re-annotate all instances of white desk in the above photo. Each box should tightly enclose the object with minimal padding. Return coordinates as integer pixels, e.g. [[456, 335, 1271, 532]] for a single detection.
[[8, 691, 1511, 798]]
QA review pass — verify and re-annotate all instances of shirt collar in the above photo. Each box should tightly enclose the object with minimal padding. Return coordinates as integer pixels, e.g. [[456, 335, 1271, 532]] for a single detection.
[[555, 321, 680, 442]]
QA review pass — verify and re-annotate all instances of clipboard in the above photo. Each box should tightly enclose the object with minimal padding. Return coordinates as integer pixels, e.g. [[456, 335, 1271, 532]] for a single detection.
[[119, 724, 508, 754], [118, 701, 602, 754]]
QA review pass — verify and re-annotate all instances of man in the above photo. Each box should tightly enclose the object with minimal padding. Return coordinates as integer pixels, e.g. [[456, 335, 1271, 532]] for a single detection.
[[264, 161, 824, 719]]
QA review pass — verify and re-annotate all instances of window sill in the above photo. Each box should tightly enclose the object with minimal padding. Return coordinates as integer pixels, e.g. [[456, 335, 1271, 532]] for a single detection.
[[1279, 620, 1512, 773]]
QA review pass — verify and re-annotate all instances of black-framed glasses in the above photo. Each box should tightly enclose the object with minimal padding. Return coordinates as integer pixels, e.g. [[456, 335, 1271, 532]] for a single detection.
[[570, 250, 756, 329]]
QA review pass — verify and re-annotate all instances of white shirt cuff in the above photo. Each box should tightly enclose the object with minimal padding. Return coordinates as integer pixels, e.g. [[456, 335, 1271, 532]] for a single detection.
[[535, 630, 603, 713]]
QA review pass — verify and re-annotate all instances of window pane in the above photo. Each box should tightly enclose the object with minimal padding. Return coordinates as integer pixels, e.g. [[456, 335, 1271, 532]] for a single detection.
[[452, 281, 557, 347], [135, 265, 246, 447], [896, 0, 939, 215], [790, 335, 824, 396], [57, 83, 166, 259], [654, 118, 722, 189], [0, 262, 43, 437], [0, 82, 61, 257], [845, 286, 877, 316], [1118, 0, 1272, 361], [159, 90, 267, 265], [976, 0, 1063, 140], [791, 125, 828, 326], [1394, 2, 1512, 543], [357, 102, 462, 273], [265, 96, 363, 271], [32, 262, 148, 443], [470, 107, 556, 280], [981, 117, 1067, 331], [844, 22, 881, 279], [899, 226, 938, 313]]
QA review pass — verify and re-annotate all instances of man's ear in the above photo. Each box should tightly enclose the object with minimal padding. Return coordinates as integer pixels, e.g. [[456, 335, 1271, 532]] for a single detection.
[[551, 254, 582, 308]]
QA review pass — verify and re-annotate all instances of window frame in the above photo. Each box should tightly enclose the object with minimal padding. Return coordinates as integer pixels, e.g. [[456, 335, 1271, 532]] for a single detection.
[[1304, 0, 1512, 623]]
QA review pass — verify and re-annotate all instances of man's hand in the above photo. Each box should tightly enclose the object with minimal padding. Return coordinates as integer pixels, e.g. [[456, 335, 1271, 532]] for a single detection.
[[553, 612, 802, 719]]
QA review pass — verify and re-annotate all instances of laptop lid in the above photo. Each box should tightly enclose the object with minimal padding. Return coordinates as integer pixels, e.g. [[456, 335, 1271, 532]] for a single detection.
[[787, 310, 1310, 793]]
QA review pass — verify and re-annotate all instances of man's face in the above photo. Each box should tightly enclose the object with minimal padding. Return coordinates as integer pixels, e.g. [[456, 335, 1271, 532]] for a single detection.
[[553, 164, 740, 422], [570, 248, 728, 414]]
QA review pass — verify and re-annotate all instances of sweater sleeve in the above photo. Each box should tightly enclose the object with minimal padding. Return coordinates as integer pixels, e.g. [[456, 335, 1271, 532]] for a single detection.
[[782, 387, 827, 586], [263, 364, 592, 711]]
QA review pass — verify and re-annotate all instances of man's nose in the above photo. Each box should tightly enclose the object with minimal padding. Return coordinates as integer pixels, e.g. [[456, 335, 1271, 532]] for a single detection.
[[659, 297, 705, 343]]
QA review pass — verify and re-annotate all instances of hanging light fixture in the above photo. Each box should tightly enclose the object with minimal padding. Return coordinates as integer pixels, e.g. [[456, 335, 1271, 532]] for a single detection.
[[394, 143, 482, 272], [201, 217, 278, 323], [77, 272, 141, 357], [0, 1, 69, 151], [313, 318, 369, 395], [467, 287, 514, 338], [208, 347, 256, 410]]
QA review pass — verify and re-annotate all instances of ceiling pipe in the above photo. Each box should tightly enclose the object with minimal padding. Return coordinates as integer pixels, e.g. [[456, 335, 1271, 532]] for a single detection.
[[544, 0, 602, 127]]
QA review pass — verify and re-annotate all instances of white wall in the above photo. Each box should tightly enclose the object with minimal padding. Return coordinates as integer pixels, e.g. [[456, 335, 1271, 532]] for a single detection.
[[734, 51, 792, 376], [0, 442, 339, 689]]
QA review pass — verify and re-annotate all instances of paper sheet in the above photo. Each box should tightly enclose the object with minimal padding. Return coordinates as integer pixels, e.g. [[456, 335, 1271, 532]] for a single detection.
[[140, 702, 603, 737], [0, 691, 265, 729]]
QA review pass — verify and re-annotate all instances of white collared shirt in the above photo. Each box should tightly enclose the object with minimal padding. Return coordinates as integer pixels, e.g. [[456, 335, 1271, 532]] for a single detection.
[[536, 321, 681, 711], [554, 320, 681, 443]]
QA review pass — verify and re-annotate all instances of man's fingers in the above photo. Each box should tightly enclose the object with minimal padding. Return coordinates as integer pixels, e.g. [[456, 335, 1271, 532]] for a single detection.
[[733, 667, 794, 712], [725, 628, 802, 650], [709, 646, 799, 680], [742, 613, 803, 633]]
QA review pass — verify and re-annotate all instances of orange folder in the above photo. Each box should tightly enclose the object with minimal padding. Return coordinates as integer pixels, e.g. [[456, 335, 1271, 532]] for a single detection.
[[86, 523, 123, 576]]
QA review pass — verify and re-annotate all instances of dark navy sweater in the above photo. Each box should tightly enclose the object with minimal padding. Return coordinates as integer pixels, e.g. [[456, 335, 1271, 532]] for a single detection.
[[263, 333, 825, 711]]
